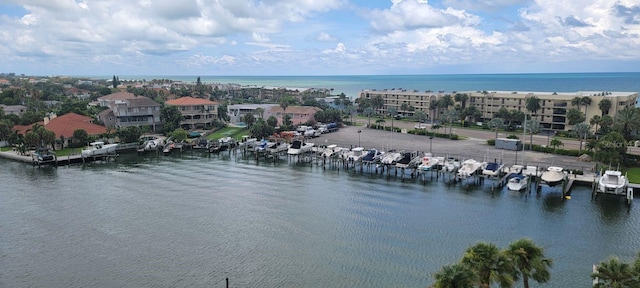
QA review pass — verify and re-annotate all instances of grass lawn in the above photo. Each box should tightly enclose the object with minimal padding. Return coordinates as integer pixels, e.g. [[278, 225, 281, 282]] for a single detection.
[[626, 167, 640, 184], [1, 146, 11, 152], [206, 127, 249, 140], [52, 148, 82, 157]]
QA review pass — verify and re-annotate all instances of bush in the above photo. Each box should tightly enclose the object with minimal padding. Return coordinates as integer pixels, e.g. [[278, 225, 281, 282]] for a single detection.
[[507, 134, 519, 139], [487, 139, 496, 145], [449, 134, 459, 140]]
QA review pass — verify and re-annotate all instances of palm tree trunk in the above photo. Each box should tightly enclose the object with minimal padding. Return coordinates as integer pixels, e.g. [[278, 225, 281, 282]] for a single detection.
[[523, 275, 530, 288]]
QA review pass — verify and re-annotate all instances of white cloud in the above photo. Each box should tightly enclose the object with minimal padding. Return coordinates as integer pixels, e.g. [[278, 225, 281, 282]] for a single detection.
[[322, 43, 347, 54], [317, 32, 336, 41]]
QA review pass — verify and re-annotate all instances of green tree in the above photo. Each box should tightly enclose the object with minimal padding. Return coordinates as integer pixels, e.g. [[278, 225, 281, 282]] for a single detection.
[[375, 118, 386, 129], [160, 105, 183, 135], [506, 238, 553, 288], [439, 94, 454, 111], [591, 115, 602, 134], [591, 256, 638, 288], [615, 107, 640, 141], [242, 113, 256, 128], [72, 129, 89, 148], [282, 114, 293, 130], [526, 96, 541, 119], [549, 138, 563, 151], [414, 110, 427, 125], [371, 95, 384, 112], [461, 242, 514, 288], [600, 115, 614, 135], [571, 97, 582, 109], [117, 126, 142, 143], [249, 119, 274, 139], [255, 107, 265, 119], [112, 75, 118, 89], [364, 107, 375, 127], [217, 102, 230, 122], [526, 119, 541, 150], [267, 116, 278, 128], [171, 128, 188, 142], [595, 132, 627, 167], [567, 108, 585, 125], [388, 106, 398, 132], [443, 109, 459, 137], [599, 98, 612, 116], [454, 93, 469, 109], [0, 119, 12, 142], [573, 122, 591, 153], [489, 117, 504, 139], [432, 263, 476, 288], [581, 96, 592, 117]]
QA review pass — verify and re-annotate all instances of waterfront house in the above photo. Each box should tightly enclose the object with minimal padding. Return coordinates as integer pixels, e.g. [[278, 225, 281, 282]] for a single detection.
[[165, 96, 219, 130], [265, 105, 323, 126], [227, 104, 279, 124], [13, 112, 107, 149], [97, 92, 162, 132]]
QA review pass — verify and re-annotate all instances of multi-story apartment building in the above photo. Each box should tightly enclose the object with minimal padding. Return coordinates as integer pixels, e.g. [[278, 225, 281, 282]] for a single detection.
[[359, 89, 639, 132], [97, 92, 163, 131], [165, 96, 218, 130]]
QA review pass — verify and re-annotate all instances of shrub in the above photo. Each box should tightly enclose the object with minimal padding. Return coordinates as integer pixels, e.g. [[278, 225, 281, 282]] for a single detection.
[[487, 139, 496, 145], [449, 134, 459, 140]]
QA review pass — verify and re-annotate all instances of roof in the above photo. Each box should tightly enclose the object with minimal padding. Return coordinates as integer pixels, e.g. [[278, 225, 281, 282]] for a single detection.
[[13, 112, 107, 138], [97, 91, 137, 101], [125, 97, 161, 107], [97, 108, 115, 118], [268, 106, 323, 114], [166, 96, 218, 106]]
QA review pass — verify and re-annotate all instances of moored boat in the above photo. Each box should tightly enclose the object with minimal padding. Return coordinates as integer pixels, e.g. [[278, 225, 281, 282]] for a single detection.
[[540, 166, 566, 187], [457, 159, 486, 179], [598, 170, 628, 195], [507, 174, 529, 191], [287, 140, 314, 155], [362, 148, 384, 164], [81, 141, 118, 158]]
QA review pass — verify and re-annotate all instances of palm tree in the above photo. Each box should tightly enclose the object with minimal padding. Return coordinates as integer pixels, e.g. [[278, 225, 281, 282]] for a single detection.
[[549, 138, 563, 151], [388, 106, 398, 132], [454, 93, 469, 109], [590, 115, 602, 135], [573, 122, 590, 153], [439, 94, 454, 111], [526, 119, 541, 150], [506, 238, 553, 288], [431, 124, 443, 135], [581, 96, 592, 117], [443, 109, 459, 138], [571, 97, 582, 109], [432, 263, 476, 288], [526, 96, 541, 120], [255, 107, 265, 119], [567, 108, 585, 125], [375, 118, 386, 129], [599, 98, 612, 116], [364, 107, 375, 127], [489, 117, 504, 139], [461, 242, 515, 288], [591, 257, 638, 287], [414, 110, 427, 127], [615, 106, 640, 141], [430, 99, 440, 123]]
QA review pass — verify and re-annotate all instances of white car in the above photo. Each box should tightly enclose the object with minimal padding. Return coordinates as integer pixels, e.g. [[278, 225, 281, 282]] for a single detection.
[[414, 123, 428, 130]]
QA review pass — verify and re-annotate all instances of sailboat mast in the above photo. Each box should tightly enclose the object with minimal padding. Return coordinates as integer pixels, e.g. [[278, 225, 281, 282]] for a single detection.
[[522, 113, 527, 165]]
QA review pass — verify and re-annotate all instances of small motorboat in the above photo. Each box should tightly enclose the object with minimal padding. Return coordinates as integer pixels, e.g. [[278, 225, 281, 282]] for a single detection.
[[81, 141, 118, 158], [442, 157, 461, 172], [362, 148, 384, 164], [380, 150, 403, 165], [482, 161, 503, 177], [540, 166, 566, 187], [507, 174, 529, 191], [347, 147, 366, 162], [418, 153, 441, 171], [287, 140, 314, 155], [457, 159, 486, 179]]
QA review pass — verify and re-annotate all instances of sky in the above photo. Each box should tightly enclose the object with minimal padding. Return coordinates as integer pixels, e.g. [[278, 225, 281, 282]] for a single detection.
[[0, 0, 639, 76]]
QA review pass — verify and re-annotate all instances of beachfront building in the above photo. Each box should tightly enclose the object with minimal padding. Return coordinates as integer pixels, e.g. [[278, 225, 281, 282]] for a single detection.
[[358, 89, 639, 132], [227, 104, 279, 124], [165, 96, 218, 130], [264, 105, 323, 126], [97, 92, 163, 132]]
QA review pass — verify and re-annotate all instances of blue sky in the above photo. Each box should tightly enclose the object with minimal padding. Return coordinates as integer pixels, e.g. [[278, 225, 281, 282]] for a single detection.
[[0, 0, 639, 76]]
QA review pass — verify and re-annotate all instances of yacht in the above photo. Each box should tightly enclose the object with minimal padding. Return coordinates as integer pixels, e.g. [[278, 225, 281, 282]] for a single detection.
[[442, 157, 461, 172], [380, 150, 403, 165], [81, 141, 118, 158], [362, 149, 384, 164], [598, 170, 628, 195], [482, 161, 504, 177], [347, 147, 366, 162], [287, 140, 314, 155], [418, 153, 441, 171]]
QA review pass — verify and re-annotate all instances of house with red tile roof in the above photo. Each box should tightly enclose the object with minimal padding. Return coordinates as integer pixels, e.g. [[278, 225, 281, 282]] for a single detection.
[[13, 112, 107, 148], [165, 96, 218, 130], [96, 92, 162, 131], [265, 106, 323, 126]]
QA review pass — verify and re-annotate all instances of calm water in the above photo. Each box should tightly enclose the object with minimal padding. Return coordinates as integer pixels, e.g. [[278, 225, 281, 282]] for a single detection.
[[2, 153, 640, 287], [115, 72, 640, 99]]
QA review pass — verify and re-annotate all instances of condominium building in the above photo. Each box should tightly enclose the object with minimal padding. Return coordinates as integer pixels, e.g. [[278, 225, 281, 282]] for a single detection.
[[359, 89, 639, 131], [97, 92, 163, 131]]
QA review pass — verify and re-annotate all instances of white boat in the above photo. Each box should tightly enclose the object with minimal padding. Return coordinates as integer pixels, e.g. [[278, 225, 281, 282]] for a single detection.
[[362, 148, 384, 163], [322, 144, 341, 158], [418, 153, 441, 171], [380, 151, 403, 165], [503, 164, 524, 175], [457, 159, 486, 179], [482, 161, 504, 177], [81, 141, 118, 158], [540, 166, 566, 187], [347, 147, 366, 162], [395, 152, 414, 169], [598, 170, 628, 195], [287, 140, 314, 155], [442, 157, 461, 172], [507, 175, 529, 191]]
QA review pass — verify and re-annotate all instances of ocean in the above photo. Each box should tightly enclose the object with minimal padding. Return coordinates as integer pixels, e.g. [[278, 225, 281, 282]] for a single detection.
[[112, 72, 640, 99]]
